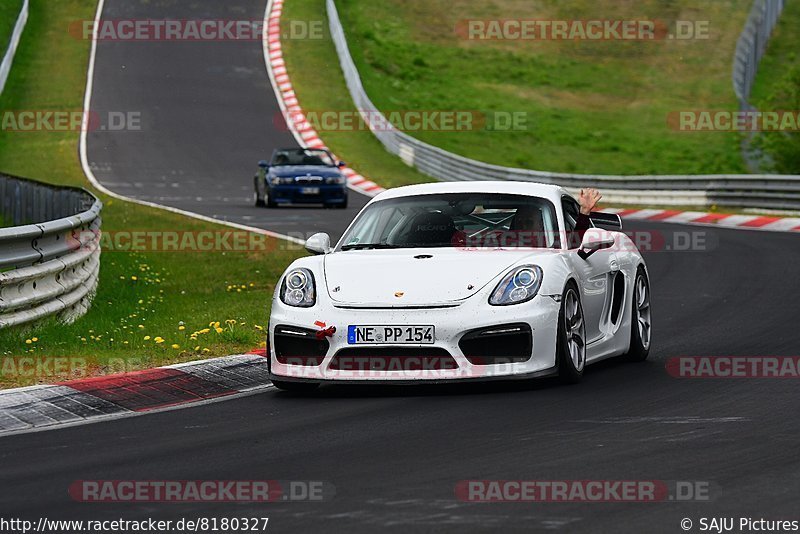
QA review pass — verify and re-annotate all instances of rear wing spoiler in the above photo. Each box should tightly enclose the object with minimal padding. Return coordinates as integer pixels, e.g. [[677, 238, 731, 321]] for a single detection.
[[589, 211, 622, 230]]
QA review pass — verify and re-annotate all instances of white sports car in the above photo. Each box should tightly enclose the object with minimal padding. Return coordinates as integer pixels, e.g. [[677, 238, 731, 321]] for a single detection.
[[268, 181, 651, 391]]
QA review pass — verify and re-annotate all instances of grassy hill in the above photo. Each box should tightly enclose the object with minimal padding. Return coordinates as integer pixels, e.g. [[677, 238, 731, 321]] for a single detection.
[[287, 0, 752, 176]]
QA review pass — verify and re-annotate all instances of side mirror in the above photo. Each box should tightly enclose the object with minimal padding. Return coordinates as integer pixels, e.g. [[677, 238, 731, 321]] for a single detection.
[[258, 160, 270, 168], [337, 161, 347, 168], [578, 228, 615, 260], [305, 232, 332, 255], [589, 211, 622, 230]]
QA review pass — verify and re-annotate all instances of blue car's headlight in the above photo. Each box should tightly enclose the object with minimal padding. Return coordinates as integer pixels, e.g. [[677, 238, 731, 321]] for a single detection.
[[280, 268, 316, 307], [270, 177, 294, 185], [489, 265, 543, 306], [325, 176, 346, 185]]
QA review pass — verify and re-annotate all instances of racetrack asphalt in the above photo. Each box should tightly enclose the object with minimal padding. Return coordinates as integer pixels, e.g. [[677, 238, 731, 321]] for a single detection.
[[2, 0, 798, 532]]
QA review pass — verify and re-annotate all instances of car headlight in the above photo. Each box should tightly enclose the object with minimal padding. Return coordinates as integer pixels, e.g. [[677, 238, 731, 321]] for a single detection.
[[270, 177, 294, 185], [325, 176, 346, 185], [280, 268, 316, 307], [489, 265, 543, 306]]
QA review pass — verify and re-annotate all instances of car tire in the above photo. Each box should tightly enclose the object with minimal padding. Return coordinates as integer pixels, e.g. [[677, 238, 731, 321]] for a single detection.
[[336, 199, 348, 209], [254, 192, 266, 207], [557, 280, 586, 384], [625, 266, 652, 362], [271, 380, 320, 392], [266, 194, 277, 208]]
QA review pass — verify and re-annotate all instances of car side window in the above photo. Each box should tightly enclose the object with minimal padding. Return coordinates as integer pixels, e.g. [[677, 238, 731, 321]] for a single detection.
[[562, 197, 582, 249]]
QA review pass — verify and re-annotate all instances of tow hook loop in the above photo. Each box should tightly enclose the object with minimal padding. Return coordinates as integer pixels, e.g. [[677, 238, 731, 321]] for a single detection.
[[316, 326, 336, 340]]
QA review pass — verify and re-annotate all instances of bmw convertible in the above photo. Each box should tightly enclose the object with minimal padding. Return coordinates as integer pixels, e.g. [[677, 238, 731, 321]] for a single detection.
[[253, 147, 348, 208], [267, 181, 652, 391]]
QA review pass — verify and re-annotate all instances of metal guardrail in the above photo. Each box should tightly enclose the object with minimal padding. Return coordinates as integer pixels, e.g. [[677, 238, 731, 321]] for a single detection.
[[0, 174, 102, 328], [0, 0, 29, 96], [326, 0, 800, 211], [733, 0, 786, 110]]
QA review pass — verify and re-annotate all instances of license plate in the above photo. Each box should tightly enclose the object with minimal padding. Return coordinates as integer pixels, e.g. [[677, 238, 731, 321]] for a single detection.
[[347, 325, 435, 345], [301, 187, 320, 195]]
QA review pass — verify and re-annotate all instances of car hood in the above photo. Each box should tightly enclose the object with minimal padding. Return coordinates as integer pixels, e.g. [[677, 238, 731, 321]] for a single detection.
[[270, 165, 341, 178], [323, 248, 555, 306]]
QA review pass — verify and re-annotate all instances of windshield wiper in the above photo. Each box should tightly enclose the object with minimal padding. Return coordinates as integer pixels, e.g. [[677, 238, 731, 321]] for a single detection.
[[341, 243, 404, 251]]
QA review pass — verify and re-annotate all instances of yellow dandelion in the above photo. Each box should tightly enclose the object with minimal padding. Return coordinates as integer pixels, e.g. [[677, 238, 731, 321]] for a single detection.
[[254, 325, 264, 331], [144, 335, 151, 340], [215, 327, 223, 334], [25, 339, 32, 344], [194, 346, 200, 352], [171, 344, 180, 349], [32, 337, 39, 342], [202, 348, 210, 353], [131, 276, 138, 281], [178, 325, 185, 331]]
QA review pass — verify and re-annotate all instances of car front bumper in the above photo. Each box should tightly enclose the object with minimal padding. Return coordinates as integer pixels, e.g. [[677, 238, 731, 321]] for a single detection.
[[268, 294, 561, 383], [268, 184, 347, 205]]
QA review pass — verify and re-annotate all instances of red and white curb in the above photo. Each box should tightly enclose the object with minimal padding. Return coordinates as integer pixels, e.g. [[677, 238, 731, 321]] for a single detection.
[[603, 208, 800, 233], [263, 0, 385, 198], [0, 354, 272, 436]]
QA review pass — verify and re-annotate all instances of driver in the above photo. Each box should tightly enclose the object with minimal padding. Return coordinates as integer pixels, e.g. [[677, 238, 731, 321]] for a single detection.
[[512, 188, 603, 248]]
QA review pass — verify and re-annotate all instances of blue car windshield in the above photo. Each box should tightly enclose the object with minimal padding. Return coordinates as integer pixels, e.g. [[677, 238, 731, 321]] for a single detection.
[[271, 149, 335, 167]]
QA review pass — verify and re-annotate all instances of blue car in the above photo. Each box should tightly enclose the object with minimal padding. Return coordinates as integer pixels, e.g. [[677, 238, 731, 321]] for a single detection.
[[254, 148, 348, 209]]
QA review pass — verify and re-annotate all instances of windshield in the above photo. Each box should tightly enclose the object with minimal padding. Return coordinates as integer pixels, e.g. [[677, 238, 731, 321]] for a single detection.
[[339, 193, 560, 250], [270, 148, 335, 167]]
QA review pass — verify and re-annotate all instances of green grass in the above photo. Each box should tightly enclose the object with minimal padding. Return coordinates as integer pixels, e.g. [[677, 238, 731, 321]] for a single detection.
[[286, 0, 750, 176], [0, 0, 24, 56], [750, 1, 800, 106], [748, 1, 800, 174], [0, 0, 303, 388]]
